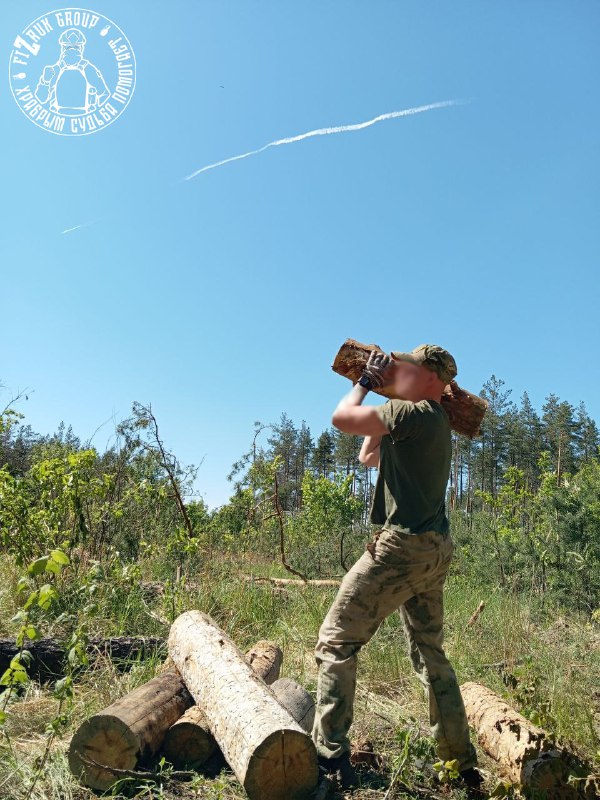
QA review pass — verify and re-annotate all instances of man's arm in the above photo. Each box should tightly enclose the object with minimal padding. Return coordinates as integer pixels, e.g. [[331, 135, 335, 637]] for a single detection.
[[358, 435, 381, 468], [332, 384, 388, 436]]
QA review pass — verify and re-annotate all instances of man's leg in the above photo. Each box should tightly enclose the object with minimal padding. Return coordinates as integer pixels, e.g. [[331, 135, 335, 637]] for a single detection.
[[400, 589, 477, 771], [313, 529, 440, 760]]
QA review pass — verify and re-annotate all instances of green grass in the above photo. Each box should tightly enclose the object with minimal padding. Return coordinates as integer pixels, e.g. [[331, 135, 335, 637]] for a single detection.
[[0, 553, 598, 800]]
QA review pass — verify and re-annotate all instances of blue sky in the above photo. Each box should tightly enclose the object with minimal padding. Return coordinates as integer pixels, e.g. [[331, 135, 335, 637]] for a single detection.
[[1, 1, 599, 507]]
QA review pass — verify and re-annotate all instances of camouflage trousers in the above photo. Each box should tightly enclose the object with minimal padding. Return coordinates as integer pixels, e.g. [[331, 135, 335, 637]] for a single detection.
[[312, 527, 477, 770]]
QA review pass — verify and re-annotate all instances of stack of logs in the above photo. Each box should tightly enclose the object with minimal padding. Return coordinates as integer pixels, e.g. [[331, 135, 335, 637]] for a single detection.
[[69, 611, 319, 800], [67, 611, 595, 800]]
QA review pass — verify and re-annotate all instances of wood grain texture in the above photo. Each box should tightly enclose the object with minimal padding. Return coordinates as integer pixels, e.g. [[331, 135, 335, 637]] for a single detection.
[[169, 611, 318, 800], [163, 640, 283, 770], [68, 668, 193, 790]]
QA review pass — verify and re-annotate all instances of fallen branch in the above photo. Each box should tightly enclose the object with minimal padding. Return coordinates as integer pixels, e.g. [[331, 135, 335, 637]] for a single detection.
[[79, 753, 195, 783], [465, 601, 485, 631], [244, 576, 340, 587]]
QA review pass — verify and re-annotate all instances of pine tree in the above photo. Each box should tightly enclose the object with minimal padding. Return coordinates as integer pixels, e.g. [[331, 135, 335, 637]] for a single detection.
[[267, 413, 298, 510], [475, 376, 514, 497], [574, 401, 599, 465], [311, 430, 335, 478], [542, 394, 577, 482]]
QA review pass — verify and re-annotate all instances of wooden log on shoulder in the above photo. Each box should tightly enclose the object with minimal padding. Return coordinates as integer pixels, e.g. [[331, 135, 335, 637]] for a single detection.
[[270, 677, 315, 734], [163, 640, 283, 770], [461, 682, 584, 797], [332, 339, 487, 438], [68, 667, 193, 791], [169, 611, 318, 800]]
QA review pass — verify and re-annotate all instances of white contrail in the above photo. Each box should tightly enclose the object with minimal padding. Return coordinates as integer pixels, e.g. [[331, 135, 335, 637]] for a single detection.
[[61, 219, 99, 235], [183, 99, 465, 181]]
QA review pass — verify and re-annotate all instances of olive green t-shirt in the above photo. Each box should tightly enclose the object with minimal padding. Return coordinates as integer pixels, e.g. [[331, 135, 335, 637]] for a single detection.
[[370, 398, 451, 534]]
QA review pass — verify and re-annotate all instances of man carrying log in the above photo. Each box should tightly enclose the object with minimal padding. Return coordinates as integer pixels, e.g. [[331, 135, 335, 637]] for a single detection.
[[313, 344, 482, 790]]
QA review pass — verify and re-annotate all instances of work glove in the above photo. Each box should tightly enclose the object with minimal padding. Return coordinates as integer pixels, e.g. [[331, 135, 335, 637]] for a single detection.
[[361, 351, 391, 389]]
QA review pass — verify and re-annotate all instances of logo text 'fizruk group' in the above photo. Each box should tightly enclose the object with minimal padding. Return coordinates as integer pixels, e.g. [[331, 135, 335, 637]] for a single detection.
[[9, 8, 136, 136]]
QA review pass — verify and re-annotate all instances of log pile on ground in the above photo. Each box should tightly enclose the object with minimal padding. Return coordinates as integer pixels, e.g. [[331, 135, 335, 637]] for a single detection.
[[65, 622, 597, 799], [461, 681, 590, 798], [69, 613, 319, 799], [332, 338, 488, 437]]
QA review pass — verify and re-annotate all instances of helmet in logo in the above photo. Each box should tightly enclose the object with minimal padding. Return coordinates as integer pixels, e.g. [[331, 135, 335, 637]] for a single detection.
[[59, 28, 87, 47]]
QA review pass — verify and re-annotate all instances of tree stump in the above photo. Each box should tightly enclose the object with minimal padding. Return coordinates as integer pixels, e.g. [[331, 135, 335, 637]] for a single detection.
[[332, 339, 487, 438], [68, 668, 193, 790], [461, 682, 584, 797], [163, 640, 283, 770], [271, 677, 315, 734], [169, 610, 318, 800]]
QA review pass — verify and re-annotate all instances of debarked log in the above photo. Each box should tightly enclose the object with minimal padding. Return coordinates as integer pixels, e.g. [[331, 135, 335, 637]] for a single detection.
[[332, 339, 487, 438], [163, 640, 283, 770], [461, 682, 585, 797], [68, 668, 193, 791], [169, 610, 318, 800]]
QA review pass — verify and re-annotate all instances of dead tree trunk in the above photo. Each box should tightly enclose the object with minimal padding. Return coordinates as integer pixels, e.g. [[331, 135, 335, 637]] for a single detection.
[[163, 640, 283, 769], [68, 668, 193, 791], [461, 682, 583, 797], [271, 678, 315, 734], [169, 611, 318, 800], [0, 636, 165, 683], [332, 339, 487, 438]]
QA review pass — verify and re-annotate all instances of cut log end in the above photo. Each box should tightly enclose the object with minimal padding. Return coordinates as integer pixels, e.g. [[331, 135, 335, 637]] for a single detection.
[[68, 668, 193, 790], [245, 640, 283, 686], [244, 728, 319, 800], [162, 706, 217, 768], [68, 715, 139, 791]]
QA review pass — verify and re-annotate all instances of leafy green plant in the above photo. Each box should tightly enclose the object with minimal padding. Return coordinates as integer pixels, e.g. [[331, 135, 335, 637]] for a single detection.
[[432, 758, 461, 783]]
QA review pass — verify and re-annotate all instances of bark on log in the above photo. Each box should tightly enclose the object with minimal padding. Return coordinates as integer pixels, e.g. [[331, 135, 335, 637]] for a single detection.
[[169, 610, 318, 800], [332, 339, 487, 438], [68, 667, 193, 791], [0, 636, 165, 683], [163, 640, 283, 770], [461, 682, 583, 797], [270, 678, 315, 734]]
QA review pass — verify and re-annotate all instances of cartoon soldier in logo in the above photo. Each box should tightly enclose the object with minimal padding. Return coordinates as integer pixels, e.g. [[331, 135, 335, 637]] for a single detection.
[[35, 28, 110, 116]]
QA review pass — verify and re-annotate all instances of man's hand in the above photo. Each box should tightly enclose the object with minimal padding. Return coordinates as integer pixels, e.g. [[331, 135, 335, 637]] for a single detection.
[[361, 351, 392, 390]]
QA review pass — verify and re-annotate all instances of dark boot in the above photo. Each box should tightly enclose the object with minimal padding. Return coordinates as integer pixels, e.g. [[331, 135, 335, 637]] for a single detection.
[[459, 767, 485, 794], [318, 753, 360, 790]]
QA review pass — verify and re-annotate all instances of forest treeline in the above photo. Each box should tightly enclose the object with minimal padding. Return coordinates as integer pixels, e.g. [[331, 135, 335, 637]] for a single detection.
[[1, 377, 599, 613]]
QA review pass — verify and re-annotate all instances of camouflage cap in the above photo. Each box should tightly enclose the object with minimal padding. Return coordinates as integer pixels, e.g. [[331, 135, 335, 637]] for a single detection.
[[390, 344, 458, 385]]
